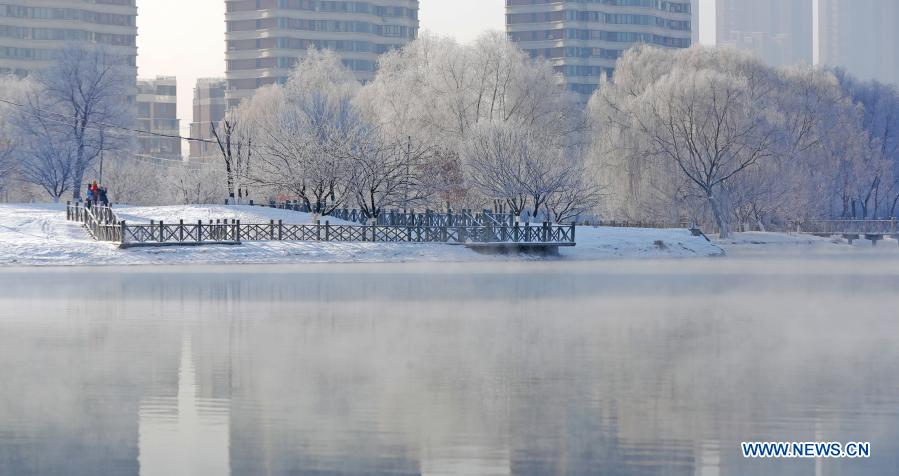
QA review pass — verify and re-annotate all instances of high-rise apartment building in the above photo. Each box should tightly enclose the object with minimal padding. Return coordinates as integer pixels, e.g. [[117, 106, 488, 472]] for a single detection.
[[715, 0, 813, 67], [190, 78, 228, 163], [0, 0, 137, 79], [224, 0, 419, 107], [691, 0, 699, 45], [137, 76, 181, 160], [818, 0, 899, 86], [506, 0, 692, 98]]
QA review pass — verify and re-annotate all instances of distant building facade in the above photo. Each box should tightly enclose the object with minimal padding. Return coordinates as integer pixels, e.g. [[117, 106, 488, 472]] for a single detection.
[[691, 0, 699, 45], [0, 0, 137, 80], [715, 0, 813, 67], [224, 0, 419, 107], [137, 76, 181, 160], [818, 0, 899, 85], [506, 0, 693, 99], [190, 78, 227, 163]]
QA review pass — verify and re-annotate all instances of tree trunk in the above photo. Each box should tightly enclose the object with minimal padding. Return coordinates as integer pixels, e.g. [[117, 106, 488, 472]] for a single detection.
[[72, 169, 85, 201], [708, 193, 730, 239]]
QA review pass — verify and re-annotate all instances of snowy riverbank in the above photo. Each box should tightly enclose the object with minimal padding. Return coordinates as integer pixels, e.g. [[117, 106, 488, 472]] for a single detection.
[[0, 203, 729, 266]]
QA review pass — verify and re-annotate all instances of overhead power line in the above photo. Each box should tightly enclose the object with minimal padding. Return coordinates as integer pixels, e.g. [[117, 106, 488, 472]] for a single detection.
[[0, 96, 218, 144]]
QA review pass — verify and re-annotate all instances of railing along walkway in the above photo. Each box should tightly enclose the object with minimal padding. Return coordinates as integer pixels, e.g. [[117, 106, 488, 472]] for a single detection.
[[795, 219, 899, 246], [67, 202, 123, 243], [254, 200, 518, 228], [65, 202, 576, 250]]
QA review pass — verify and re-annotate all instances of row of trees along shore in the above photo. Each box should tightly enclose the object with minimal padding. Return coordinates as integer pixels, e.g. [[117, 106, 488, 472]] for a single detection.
[[1, 35, 898, 237]]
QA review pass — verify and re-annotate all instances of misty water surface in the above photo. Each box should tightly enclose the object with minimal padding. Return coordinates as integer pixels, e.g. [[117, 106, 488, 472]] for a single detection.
[[0, 257, 898, 475]]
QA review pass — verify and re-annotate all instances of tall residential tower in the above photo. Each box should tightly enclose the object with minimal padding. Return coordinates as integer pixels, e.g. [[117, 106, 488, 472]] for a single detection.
[[224, 0, 419, 107], [715, 0, 813, 67], [818, 0, 899, 86], [190, 78, 228, 163], [0, 0, 137, 79], [506, 0, 692, 98], [136, 76, 181, 160]]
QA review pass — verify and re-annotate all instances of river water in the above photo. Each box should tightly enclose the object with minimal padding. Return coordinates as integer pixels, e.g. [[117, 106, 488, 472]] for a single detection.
[[0, 256, 898, 475]]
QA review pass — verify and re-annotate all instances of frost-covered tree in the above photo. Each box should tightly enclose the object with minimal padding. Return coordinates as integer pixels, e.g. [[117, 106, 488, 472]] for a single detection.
[[344, 134, 436, 219], [15, 106, 74, 201], [98, 155, 165, 205], [588, 46, 889, 235], [358, 32, 586, 212], [0, 76, 33, 198], [211, 104, 253, 204], [17, 43, 134, 201], [167, 162, 225, 205], [593, 48, 777, 237], [363, 32, 583, 144], [461, 121, 571, 219], [833, 72, 899, 218], [249, 50, 363, 214]]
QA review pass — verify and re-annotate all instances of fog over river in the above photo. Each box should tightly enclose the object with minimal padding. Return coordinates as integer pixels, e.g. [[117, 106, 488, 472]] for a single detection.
[[1, 256, 897, 475]]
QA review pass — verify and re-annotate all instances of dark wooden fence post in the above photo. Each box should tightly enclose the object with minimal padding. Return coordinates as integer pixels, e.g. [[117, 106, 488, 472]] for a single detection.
[[269, 220, 275, 240], [235, 220, 241, 242], [325, 221, 330, 241], [278, 220, 283, 240], [179, 220, 184, 242], [159, 220, 165, 243], [570, 223, 576, 243], [197, 220, 203, 243], [120, 220, 127, 244]]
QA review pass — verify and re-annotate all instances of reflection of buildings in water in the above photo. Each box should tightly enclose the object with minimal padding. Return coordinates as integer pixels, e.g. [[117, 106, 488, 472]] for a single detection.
[[698, 440, 720, 476], [420, 444, 511, 476], [138, 332, 230, 476]]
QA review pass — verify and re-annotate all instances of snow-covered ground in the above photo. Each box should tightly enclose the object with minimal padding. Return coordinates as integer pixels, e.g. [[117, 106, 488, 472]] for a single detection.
[[114, 205, 354, 226], [0, 204, 727, 266]]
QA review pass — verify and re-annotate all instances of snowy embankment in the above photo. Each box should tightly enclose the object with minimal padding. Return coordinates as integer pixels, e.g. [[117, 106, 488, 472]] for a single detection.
[[717, 230, 899, 256], [0, 204, 723, 266]]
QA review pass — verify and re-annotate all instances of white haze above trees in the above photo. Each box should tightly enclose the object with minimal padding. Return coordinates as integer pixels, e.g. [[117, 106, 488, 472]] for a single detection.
[[2, 37, 899, 234]]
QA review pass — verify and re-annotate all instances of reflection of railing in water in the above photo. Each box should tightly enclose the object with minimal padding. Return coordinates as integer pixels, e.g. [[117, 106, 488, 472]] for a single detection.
[[65, 202, 576, 250]]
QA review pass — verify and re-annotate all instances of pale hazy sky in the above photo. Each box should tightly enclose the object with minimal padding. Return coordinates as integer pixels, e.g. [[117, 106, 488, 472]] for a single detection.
[[137, 0, 715, 133]]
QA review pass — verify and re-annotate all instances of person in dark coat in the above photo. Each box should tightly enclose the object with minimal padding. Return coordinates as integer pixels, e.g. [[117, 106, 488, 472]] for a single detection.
[[85, 185, 94, 208], [99, 187, 109, 206]]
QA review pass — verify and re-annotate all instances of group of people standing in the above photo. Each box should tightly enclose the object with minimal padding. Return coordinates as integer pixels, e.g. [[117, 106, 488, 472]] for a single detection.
[[85, 181, 109, 208]]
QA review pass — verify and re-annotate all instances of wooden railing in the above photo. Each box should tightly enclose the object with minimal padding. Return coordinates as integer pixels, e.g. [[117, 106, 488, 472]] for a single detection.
[[122, 220, 240, 246], [236, 220, 574, 245], [66, 202, 576, 248], [255, 200, 520, 227], [67, 202, 124, 243], [796, 219, 899, 235]]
